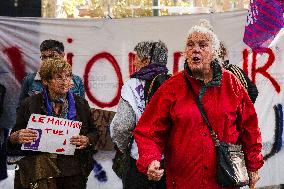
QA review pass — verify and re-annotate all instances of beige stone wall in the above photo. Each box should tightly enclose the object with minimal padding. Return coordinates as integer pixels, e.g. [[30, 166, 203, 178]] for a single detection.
[[41, 0, 250, 18], [194, 0, 249, 12], [42, 0, 57, 18]]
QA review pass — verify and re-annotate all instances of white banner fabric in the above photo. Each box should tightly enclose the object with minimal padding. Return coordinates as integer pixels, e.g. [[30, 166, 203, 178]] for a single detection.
[[0, 11, 284, 187]]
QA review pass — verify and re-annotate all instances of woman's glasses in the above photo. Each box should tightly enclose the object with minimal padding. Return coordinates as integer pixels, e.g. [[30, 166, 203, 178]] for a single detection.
[[40, 50, 62, 60], [52, 74, 72, 83]]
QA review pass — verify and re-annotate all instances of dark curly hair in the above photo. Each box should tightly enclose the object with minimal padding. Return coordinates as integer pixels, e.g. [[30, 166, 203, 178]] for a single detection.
[[40, 39, 64, 53]]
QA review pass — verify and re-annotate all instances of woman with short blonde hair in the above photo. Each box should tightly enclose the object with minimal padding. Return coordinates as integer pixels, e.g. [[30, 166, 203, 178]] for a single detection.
[[8, 57, 97, 189]]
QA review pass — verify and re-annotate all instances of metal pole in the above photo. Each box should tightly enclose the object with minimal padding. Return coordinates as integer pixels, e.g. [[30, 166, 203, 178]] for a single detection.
[[152, 0, 159, 16]]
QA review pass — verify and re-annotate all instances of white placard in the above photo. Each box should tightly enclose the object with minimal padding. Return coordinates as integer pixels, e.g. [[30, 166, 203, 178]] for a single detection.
[[21, 114, 82, 155]]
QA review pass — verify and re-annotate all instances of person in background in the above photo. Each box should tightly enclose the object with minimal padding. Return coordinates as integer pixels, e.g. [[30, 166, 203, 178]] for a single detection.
[[18, 39, 85, 103], [133, 20, 263, 189], [110, 40, 170, 189], [16, 39, 107, 184], [0, 83, 7, 181], [218, 42, 258, 103], [7, 58, 97, 189]]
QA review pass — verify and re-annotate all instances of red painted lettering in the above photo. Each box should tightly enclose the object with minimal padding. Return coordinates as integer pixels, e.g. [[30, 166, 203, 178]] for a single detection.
[[128, 52, 136, 76], [56, 148, 65, 152], [173, 52, 182, 75], [84, 52, 123, 108], [45, 128, 52, 134], [72, 122, 77, 128], [251, 48, 280, 93], [242, 49, 249, 76], [54, 119, 60, 125], [38, 116, 45, 123], [68, 121, 73, 127], [67, 53, 74, 66], [3, 46, 25, 82], [47, 117, 55, 124], [66, 38, 74, 66], [31, 116, 36, 122]]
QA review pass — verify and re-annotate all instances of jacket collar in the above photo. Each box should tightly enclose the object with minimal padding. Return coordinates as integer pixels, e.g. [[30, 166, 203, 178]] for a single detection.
[[184, 59, 222, 87], [34, 72, 41, 80]]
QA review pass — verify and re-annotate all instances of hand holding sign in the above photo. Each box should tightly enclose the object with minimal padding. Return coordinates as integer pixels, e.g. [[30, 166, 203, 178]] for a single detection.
[[70, 135, 89, 149], [21, 114, 82, 155], [10, 129, 38, 144]]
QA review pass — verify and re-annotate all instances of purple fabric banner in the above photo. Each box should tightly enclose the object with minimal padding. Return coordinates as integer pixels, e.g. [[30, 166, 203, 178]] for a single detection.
[[244, 0, 284, 50]]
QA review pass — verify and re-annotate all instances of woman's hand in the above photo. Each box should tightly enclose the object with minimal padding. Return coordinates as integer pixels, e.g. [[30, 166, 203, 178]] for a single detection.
[[70, 135, 90, 149], [249, 171, 260, 189], [147, 160, 164, 181], [9, 129, 38, 144]]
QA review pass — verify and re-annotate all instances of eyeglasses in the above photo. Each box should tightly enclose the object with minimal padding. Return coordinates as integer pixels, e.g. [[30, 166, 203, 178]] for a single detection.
[[40, 50, 62, 60], [52, 74, 72, 83]]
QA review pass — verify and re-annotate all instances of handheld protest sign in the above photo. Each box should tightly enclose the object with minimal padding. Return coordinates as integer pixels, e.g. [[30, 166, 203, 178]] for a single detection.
[[21, 113, 82, 155]]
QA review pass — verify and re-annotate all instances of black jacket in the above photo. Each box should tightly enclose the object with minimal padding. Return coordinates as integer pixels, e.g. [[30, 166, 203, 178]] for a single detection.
[[8, 93, 98, 177], [0, 84, 5, 116]]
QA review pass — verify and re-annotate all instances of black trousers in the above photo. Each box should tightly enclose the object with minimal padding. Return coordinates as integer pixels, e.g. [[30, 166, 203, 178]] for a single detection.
[[123, 157, 166, 189], [0, 128, 8, 181], [55, 176, 87, 189], [14, 170, 87, 189]]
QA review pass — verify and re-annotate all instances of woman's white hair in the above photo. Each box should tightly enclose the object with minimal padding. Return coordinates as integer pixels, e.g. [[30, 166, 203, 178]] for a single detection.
[[187, 19, 220, 59]]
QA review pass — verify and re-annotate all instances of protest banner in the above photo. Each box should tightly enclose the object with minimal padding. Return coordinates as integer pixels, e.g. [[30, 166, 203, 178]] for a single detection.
[[1, 11, 284, 186]]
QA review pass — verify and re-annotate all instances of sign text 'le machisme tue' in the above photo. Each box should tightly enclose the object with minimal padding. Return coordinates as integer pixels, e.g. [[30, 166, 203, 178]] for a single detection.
[[21, 114, 82, 155]]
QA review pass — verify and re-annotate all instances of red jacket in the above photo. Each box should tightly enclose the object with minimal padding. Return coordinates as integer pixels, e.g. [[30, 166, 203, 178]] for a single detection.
[[133, 68, 263, 189]]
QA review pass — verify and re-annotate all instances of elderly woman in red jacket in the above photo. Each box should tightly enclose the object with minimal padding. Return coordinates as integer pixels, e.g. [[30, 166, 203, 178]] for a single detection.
[[133, 20, 264, 189]]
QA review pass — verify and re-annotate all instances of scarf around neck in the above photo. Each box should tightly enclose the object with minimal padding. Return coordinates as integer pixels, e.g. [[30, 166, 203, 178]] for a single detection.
[[43, 89, 76, 120], [184, 59, 222, 87], [131, 63, 168, 81]]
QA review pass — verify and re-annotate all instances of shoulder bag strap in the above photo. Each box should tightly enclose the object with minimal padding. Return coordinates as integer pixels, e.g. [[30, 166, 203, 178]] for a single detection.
[[144, 74, 163, 106]]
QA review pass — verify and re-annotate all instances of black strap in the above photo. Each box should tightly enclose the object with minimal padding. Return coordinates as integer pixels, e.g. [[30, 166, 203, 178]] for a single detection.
[[0, 84, 6, 116], [182, 71, 220, 145], [144, 74, 162, 106], [144, 79, 152, 106], [126, 136, 134, 155]]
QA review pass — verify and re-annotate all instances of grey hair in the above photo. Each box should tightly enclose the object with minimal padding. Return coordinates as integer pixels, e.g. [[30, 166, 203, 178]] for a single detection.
[[134, 40, 168, 65], [187, 19, 220, 59]]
